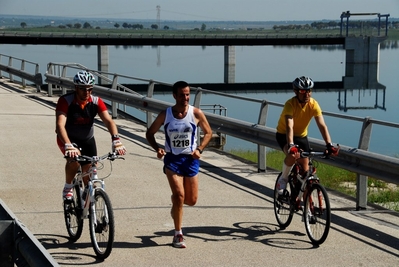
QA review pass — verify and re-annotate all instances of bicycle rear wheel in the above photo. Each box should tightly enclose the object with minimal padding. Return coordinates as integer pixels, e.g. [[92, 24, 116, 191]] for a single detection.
[[89, 188, 115, 259], [273, 173, 294, 229], [63, 184, 84, 242], [303, 183, 331, 245]]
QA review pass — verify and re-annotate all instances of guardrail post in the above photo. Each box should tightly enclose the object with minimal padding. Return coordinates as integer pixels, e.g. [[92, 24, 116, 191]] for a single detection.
[[146, 81, 156, 127], [111, 75, 119, 119], [8, 57, 13, 82], [193, 87, 202, 108], [257, 100, 268, 172], [193, 89, 203, 147], [21, 60, 26, 87], [46, 64, 53, 97], [61, 66, 68, 95], [356, 117, 372, 210], [0, 54, 2, 77], [35, 64, 41, 92]]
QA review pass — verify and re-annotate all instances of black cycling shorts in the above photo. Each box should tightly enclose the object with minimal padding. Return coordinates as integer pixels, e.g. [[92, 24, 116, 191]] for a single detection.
[[275, 132, 310, 152], [57, 136, 97, 166]]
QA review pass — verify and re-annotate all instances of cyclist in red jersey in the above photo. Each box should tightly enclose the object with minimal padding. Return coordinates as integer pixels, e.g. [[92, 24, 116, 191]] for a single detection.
[[56, 70, 126, 200]]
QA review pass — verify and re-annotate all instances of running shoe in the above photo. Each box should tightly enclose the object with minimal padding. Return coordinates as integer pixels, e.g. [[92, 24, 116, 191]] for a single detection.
[[172, 234, 186, 248], [63, 186, 73, 200]]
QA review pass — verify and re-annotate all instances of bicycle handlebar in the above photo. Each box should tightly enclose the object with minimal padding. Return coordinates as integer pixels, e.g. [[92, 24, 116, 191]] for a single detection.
[[300, 144, 340, 159], [65, 152, 124, 163]]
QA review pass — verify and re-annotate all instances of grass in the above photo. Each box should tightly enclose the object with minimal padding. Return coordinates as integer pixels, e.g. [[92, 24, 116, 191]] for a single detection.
[[228, 148, 399, 212]]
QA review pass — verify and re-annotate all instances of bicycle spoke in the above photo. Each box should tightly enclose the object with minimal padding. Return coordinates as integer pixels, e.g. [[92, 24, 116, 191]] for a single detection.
[[273, 173, 294, 229], [89, 189, 115, 259], [304, 184, 331, 245], [63, 184, 84, 242]]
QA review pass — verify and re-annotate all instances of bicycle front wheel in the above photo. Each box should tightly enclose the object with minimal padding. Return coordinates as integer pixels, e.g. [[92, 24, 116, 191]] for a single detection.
[[63, 184, 84, 242], [89, 188, 115, 259], [273, 173, 294, 229], [303, 183, 331, 245]]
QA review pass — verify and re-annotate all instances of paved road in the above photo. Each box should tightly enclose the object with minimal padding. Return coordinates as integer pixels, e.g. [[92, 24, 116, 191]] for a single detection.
[[0, 79, 398, 266]]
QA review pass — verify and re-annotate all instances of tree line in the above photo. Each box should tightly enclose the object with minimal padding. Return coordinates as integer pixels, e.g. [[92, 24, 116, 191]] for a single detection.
[[273, 20, 399, 31], [19, 21, 208, 31], [19, 20, 398, 31]]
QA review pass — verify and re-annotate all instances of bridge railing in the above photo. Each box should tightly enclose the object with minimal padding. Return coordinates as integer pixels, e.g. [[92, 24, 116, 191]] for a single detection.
[[42, 63, 399, 211], [0, 199, 59, 266], [0, 54, 42, 91], [2, 61, 398, 209]]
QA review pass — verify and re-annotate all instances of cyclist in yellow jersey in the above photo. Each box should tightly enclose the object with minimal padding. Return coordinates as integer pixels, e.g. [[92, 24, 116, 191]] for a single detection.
[[275, 76, 338, 195]]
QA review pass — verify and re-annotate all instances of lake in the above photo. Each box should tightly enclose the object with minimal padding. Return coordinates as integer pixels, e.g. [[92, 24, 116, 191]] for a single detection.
[[1, 41, 398, 156]]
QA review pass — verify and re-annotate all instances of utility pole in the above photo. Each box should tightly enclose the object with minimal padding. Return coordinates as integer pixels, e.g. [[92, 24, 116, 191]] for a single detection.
[[156, 5, 161, 29]]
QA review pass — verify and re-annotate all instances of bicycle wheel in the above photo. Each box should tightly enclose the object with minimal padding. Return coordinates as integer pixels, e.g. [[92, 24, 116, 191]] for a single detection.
[[89, 188, 115, 259], [303, 183, 331, 245], [273, 173, 294, 229], [63, 184, 84, 242]]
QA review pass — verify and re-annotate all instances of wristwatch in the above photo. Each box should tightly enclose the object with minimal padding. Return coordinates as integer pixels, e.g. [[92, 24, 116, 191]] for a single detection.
[[196, 147, 203, 154]]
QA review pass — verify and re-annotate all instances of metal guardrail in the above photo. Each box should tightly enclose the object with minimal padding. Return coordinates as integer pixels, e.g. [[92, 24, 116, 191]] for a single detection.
[[3, 61, 399, 210], [0, 199, 59, 267], [0, 54, 43, 91], [43, 63, 399, 196]]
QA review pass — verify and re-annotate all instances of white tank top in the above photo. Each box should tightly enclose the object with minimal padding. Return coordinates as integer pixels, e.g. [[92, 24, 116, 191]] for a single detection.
[[164, 105, 197, 155]]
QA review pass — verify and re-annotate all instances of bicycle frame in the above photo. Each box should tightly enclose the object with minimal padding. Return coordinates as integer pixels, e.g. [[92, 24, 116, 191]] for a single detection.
[[273, 148, 336, 245], [290, 151, 325, 204], [74, 154, 116, 219], [63, 151, 122, 259]]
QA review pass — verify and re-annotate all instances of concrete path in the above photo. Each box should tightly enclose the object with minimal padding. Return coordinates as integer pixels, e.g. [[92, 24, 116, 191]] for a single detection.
[[0, 79, 398, 266]]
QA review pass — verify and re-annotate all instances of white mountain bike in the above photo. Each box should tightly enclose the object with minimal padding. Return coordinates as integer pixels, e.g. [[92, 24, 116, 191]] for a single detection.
[[63, 151, 123, 259]]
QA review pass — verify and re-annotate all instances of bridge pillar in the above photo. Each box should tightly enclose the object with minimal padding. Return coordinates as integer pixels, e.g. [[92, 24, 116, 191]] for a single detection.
[[343, 37, 386, 89], [224, 46, 235, 83], [97, 45, 109, 85]]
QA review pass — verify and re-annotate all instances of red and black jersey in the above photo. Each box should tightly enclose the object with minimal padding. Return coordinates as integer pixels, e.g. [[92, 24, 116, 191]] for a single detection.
[[56, 92, 108, 142]]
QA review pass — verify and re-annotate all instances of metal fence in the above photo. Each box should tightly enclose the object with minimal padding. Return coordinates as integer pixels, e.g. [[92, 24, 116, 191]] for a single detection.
[[1, 58, 399, 210], [0, 54, 42, 91]]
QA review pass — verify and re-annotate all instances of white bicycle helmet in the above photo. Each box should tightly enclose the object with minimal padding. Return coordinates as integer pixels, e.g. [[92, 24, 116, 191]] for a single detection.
[[73, 70, 95, 85], [293, 76, 314, 90]]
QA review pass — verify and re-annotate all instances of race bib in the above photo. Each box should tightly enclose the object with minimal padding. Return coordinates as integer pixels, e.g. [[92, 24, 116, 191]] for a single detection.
[[171, 132, 191, 148]]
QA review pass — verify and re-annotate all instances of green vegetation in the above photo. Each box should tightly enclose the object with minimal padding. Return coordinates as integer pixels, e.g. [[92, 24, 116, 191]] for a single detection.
[[228, 148, 399, 211], [2, 24, 399, 41]]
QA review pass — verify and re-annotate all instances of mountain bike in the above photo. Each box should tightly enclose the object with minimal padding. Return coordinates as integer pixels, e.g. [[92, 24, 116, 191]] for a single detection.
[[273, 147, 339, 245], [63, 151, 124, 259]]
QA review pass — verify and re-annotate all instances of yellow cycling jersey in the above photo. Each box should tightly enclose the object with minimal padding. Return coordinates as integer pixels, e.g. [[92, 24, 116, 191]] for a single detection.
[[276, 97, 322, 137]]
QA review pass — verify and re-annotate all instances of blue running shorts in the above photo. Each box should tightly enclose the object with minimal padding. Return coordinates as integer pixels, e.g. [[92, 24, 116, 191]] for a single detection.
[[163, 153, 200, 177]]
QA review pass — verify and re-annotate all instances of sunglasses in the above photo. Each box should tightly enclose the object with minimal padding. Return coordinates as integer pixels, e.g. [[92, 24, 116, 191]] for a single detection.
[[297, 89, 311, 94], [77, 86, 93, 92]]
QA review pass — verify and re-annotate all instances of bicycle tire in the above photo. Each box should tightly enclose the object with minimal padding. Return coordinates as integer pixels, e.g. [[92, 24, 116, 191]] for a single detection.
[[63, 184, 84, 242], [273, 173, 294, 229], [303, 183, 331, 245], [89, 188, 115, 259]]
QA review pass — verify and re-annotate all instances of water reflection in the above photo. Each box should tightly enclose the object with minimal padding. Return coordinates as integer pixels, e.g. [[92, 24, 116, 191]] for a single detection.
[[338, 88, 386, 112]]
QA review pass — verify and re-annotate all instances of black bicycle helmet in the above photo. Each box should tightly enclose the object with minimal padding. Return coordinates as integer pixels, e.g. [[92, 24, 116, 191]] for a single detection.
[[293, 76, 314, 90], [73, 70, 95, 85]]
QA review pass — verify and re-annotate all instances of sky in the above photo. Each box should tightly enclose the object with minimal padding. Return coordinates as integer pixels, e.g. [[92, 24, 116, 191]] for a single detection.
[[1, 0, 398, 21]]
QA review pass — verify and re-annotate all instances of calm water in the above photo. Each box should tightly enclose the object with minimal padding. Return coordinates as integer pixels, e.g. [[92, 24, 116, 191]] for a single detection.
[[1, 42, 398, 156]]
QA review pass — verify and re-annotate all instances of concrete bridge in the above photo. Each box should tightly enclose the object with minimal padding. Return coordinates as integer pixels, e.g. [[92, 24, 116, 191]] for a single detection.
[[1, 77, 398, 266], [0, 31, 386, 87]]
